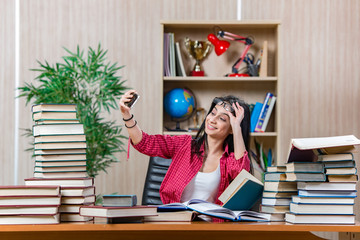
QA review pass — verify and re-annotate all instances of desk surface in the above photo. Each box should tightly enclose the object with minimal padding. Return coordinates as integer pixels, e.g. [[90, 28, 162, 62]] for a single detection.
[[0, 221, 359, 240], [0, 221, 359, 232]]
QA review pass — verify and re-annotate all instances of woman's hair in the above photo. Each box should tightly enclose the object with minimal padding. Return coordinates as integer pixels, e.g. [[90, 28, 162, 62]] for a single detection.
[[191, 95, 251, 157]]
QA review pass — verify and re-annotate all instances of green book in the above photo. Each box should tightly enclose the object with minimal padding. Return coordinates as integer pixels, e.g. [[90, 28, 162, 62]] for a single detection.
[[218, 169, 264, 210]]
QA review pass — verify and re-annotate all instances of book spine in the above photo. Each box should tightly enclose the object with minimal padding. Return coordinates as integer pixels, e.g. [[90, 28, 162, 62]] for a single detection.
[[261, 96, 276, 132], [175, 42, 186, 77], [255, 93, 274, 132], [250, 102, 262, 132], [169, 33, 176, 77]]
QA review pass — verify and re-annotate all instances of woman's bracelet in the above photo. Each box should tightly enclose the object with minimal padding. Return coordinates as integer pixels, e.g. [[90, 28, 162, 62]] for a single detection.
[[125, 120, 137, 129], [122, 114, 134, 122]]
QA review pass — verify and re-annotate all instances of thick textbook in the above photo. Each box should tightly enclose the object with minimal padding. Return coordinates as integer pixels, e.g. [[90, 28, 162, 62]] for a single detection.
[[285, 213, 355, 224], [61, 195, 96, 205], [285, 162, 324, 173], [298, 190, 357, 198], [34, 134, 86, 143], [264, 172, 286, 181], [0, 205, 59, 215], [285, 172, 326, 182], [60, 186, 95, 197], [158, 199, 271, 222], [34, 171, 88, 178], [34, 165, 87, 173], [297, 181, 357, 191], [60, 213, 93, 222], [34, 141, 87, 150], [261, 197, 291, 206], [144, 211, 195, 222], [0, 213, 60, 225], [289, 202, 354, 215], [24, 177, 94, 187], [33, 111, 77, 121], [79, 205, 157, 218], [102, 194, 137, 207], [35, 160, 87, 167], [318, 153, 354, 162], [264, 181, 297, 192], [328, 174, 358, 182], [287, 135, 360, 163], [35, 154, 87, 161], [34, 148, 86, 156], [32, 104, 77, 113], [33, 123, 85, 136], [0, 195, 61, 206], [292, 196, 355, 205], [0, 185, 60, 196], [218, 169, 263, 210]]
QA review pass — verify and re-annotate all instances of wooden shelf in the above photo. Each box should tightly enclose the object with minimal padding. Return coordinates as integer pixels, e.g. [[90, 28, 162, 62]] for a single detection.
[[164, 76, 278, 82], [161, 21, 280, 162]]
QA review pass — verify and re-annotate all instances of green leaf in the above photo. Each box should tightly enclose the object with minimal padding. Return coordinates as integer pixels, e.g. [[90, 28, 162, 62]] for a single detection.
[[18, 43, 128, 178]]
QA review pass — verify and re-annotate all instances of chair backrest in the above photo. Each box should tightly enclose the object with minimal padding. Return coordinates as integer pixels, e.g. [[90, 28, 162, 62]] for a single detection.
[[141, 156, 172, 205]]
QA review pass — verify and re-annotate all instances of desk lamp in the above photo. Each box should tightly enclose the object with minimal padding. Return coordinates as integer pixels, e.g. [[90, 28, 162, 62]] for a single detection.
[[208, 29, 254, 77]]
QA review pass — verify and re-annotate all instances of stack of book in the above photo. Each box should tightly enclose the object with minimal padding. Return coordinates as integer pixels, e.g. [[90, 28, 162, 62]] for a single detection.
[[284, 135, 360, 224], [260, 166, 297, 221], [25, 177, 95, 222], [0, 186, 61, 224], [284, 162, 326, 182], [320, 153, 358, 182], [28, 104, 95, 222], [32, 104, 87, 178]]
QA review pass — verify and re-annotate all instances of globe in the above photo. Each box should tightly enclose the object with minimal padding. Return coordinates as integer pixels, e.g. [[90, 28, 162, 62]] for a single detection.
[[164, 88, 196, 120]]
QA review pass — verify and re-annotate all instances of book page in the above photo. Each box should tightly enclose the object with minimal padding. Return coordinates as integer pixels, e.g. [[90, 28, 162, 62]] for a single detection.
[[292, 135, 360, 150]]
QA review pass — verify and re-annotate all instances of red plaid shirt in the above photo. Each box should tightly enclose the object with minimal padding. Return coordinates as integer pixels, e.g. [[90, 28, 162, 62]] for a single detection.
[[132, 131, 250, 205]]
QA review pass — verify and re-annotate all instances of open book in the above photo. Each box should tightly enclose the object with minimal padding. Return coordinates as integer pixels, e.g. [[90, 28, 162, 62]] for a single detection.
[[218, 169, 263, 210], [157, 199, 270, 222], [287, 135, 360, 163]]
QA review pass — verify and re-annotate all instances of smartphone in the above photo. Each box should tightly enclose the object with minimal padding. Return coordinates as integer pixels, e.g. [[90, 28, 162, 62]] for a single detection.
[[126, 93, 140, 108]]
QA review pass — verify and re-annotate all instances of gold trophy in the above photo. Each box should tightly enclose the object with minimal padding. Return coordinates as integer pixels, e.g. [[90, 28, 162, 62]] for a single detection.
[[184, 37, 212, 76]]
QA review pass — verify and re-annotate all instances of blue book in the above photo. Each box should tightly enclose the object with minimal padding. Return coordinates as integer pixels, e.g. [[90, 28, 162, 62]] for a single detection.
[[267, 148, 273, 167], [250, 102, 263, 132], [219, 169, 264, 211]]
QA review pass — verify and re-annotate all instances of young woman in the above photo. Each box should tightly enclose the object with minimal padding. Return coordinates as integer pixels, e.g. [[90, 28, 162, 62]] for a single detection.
[[119, 90, 251, 205]]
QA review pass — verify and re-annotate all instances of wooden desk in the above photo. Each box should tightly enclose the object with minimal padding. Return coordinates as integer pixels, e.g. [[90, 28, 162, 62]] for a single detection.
[[0, 222, 359, 240]]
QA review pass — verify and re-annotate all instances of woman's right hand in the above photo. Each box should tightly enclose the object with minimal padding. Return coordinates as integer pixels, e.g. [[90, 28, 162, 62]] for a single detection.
[[119, 90, 138, 115]]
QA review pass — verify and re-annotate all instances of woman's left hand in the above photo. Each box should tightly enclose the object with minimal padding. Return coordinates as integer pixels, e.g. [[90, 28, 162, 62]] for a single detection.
[[229, 102, 244, 131]]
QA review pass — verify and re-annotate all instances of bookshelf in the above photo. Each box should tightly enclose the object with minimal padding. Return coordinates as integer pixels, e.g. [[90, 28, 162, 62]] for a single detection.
[[161, 21, 280, 162]]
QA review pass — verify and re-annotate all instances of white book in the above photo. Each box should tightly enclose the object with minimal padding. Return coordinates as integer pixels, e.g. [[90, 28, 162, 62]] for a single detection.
[[292, 196, 355, 205], [260, 95, 276, 132], [25, 177, 94, 187], [0, 214, 60, 225], [285, 213, 355, 224], [169, 33, 176, 76], [290, 202, 354, 215], [297, 182, 357, 191], [287, 135, 360, 163], [175, 42, 186, 76], [0, 196, 61, 205], [33, 123, 84, 136]]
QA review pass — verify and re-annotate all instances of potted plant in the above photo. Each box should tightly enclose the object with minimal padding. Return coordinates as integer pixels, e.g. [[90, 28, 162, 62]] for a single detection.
[[18, 44, 128, 177]]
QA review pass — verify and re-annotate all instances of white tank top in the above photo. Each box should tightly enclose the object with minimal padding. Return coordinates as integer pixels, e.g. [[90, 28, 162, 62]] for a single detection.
[[180, 164, 221, 203]]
